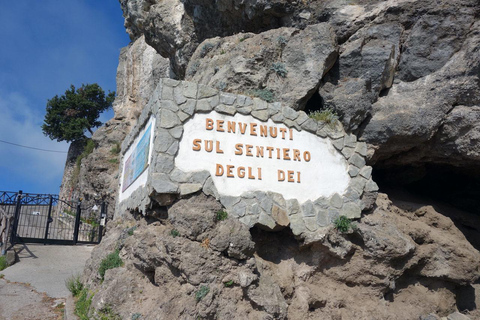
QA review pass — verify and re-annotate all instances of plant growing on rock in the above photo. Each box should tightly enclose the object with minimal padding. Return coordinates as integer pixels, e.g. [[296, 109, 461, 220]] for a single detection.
[[309, 108, 339, 127], [0, 256, 7, 271], [75, 287, 94, 320], [127, 226, 137, 236], [271, 62, 288, 78], [249, 89, 275, 103], [170, 229, 180, 237], [215, 210, 228, 221], [195, 285, 210, 301], [98, 249, 123, 281], [65, 274, 84, 297], [110, 142, 121, 155], [333, 216, 357, 233]]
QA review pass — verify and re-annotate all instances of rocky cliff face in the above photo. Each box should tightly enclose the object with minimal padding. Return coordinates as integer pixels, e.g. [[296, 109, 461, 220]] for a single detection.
[[82, 193, 480, 319], [71, 0, 480, 318]]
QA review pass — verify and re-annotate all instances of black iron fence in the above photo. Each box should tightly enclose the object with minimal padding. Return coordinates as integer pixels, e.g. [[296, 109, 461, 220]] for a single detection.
[[0, 190, 106, 246]]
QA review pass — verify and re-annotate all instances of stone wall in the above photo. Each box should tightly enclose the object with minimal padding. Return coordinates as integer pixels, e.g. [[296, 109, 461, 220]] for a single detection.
[[117, 79, 378, 241]]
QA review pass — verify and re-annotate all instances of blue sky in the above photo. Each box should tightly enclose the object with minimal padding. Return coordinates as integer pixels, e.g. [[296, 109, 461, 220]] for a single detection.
[[0, 1, 130, 194]]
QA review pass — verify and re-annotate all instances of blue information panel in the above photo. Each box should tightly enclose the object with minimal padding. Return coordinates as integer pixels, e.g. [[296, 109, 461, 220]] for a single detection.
[[122, 124, 152, 192]]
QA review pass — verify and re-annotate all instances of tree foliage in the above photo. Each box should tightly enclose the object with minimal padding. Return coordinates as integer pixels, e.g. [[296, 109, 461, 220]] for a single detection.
[[42, 83, 115, 142]]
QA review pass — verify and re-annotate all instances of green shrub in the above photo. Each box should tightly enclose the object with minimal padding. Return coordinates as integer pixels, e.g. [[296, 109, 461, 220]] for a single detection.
[[271, 62, 288, 78], [308, 108, 339, 127], [75, 287, 93, 320], [97, 305, 121, 320], [127, 226, 137, 236], [108, 158, 118, 164], [195, 285, 210, 301], [249, 89, 275, 103], [132, 313, 142, 320], [215, 210, 228, 221], [170, 229, 180, 238], [224, 280, 234, 287], [333, 216, 356, 233], [98, 249, 123, 281], [0, 256, 7, 271], [65, 274, 84, 297], [110, 142, 121, 155]]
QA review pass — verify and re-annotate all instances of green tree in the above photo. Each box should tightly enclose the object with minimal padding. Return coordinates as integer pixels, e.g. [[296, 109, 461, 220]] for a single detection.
[[42, 83, 115, 142]]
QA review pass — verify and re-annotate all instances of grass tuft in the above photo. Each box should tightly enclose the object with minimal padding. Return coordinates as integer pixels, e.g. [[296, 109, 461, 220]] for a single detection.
[[65, 274, 84, 297], [110, 142, 121, 155], [333, 216, 357, 233], [308, 108, 339, 127], [215, 210, 228, 222], [75, 287, 93, 320], [98, 249, 123, 281], [0, 256, 7, 271]]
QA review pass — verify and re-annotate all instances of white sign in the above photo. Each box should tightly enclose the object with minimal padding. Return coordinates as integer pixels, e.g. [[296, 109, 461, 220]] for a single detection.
[[176, 112, 350, 203]]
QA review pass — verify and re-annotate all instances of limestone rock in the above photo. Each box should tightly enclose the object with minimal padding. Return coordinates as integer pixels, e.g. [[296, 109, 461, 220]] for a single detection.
[[168, 194, 221, 241], [186, 23, 337, 110], [119, 0, 329, 77]]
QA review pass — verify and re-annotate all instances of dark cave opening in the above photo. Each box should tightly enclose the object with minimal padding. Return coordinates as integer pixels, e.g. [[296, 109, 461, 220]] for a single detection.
[[373, 164, 480, 216], [304, 90, 324, 114], [373, 163, 480, 250]]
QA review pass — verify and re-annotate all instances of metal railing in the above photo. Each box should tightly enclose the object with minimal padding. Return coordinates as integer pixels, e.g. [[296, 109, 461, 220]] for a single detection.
[[1, 190, 106, 246]]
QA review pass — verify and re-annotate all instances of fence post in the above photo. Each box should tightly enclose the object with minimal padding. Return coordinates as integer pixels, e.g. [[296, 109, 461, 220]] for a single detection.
[[98, 201, 106, 243], [10, 190, 23, 245], [43, 195, 54, 245], [73, 200, 82, 245]]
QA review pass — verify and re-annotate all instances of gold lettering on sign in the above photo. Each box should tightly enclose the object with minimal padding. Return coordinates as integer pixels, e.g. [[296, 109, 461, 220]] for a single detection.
[[192, 139, 201, 151], [226, 165, 234, 178], [216, 164, 224, 176], [238, 167, 245, 178], [260, 125, 268, 137], [227, 121, 236, 133], [215, 164, 262, 180], [206, 118, 214, 130], [239, 123, 247, 134], [217, 120, 224, 132], [250, 123, 257, 136], [194, 116, 311, 184], [235, 143, 243, 155]]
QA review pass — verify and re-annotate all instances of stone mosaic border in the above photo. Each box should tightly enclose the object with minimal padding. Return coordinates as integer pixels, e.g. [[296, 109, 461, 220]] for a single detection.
[[117, 78, 378, 239]]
